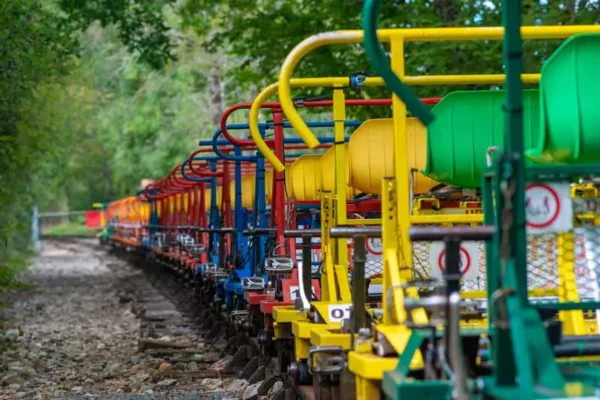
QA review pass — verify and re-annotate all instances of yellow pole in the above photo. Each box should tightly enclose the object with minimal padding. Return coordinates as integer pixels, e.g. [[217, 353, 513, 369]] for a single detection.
[[332, 87, 351, 301], [390, 37, 413, 276]]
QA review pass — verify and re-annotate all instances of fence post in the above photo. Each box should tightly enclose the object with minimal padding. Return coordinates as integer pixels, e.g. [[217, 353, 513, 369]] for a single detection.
[[32, 204, 40, 253]]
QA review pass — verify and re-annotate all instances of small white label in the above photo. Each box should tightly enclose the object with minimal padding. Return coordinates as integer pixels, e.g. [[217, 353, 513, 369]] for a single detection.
[[327, 304, 352, 322], [368, 284, 383, 296], [289, 285, 317, 300]]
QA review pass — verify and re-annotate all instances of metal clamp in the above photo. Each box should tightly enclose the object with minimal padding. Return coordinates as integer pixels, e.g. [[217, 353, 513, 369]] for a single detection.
[[308, 346, 345, 375], [264, 257, 294, 274], [241, 277, 265, 291]]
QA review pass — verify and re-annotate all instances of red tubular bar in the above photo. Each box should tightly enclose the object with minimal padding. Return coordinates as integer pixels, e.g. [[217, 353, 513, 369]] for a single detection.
[[143, 96, 444, 241], [219, 97, 441, 147]]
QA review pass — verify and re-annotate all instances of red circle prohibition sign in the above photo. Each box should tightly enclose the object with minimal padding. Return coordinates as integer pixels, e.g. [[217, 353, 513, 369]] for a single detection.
[[365, 237, 382, 256], [525, 183, 561, 229], [438, 247, 471, 275]]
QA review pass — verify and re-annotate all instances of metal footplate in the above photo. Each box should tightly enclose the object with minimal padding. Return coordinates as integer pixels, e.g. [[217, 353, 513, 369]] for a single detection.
[[190, 244, 205, 258], [178, 234, 195, 247], [308, 346, 345, 375], [241, 277, 265, 291], [264, 257, 294, 275]]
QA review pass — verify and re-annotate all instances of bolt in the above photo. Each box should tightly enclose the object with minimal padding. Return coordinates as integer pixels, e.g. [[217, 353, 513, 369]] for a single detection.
[[357, 327, 371, 339], [287, 362, 298, 378]]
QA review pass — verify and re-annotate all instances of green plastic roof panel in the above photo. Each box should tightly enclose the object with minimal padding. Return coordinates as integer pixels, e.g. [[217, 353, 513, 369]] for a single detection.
[[528, 34, 600, 164], [424, 90, 540, 188]]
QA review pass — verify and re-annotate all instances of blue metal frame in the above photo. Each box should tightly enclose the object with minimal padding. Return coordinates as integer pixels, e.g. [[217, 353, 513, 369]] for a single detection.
[[181, 120, 367, 309]]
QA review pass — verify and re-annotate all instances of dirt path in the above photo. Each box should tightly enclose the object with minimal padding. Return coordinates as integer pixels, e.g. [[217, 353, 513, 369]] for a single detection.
[[0, 239, 257, 400]]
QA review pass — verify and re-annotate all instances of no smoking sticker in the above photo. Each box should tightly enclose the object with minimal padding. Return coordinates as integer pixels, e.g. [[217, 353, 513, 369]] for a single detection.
[[525, 183, 573, 234], [429, 242, 480, 281]]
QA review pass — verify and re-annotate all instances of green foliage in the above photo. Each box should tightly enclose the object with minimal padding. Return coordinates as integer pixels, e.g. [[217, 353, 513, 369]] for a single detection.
[[179, 0, 599, 100], [0, 0, 77, 284], [58, 0, 177, 68], [67, 25, 229, 201], [45, 223, 98, 237]]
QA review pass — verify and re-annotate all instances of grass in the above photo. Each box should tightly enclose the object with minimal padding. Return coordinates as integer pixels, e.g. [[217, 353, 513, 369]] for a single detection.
[[45, 223, 98, 237]]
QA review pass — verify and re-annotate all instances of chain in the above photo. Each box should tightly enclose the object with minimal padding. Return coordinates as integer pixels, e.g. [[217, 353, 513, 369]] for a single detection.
[[500, 167, 516, 281], [494, 161, 517, 329]]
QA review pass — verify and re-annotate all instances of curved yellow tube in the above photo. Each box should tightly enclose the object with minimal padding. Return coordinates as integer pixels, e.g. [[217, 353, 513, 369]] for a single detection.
[[248, 83, 284, 172], [276, 26, 600, 151], [249, 76, 383, 172], [278, 31, 363, 150]]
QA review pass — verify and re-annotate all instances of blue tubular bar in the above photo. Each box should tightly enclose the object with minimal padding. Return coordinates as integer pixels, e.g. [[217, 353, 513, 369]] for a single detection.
[[208, 120, 363, 162], [180, 159, 212, 182], [211, 125, 267, 162], [234, 145, 244, 257], [254, 149, 267, 272], [208, 161, 219, 265]]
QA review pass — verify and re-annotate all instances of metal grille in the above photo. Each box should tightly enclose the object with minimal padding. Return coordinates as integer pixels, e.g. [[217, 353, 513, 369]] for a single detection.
[[573, 227, 600, 302], [526, 227, 600, 303], [411, 228, 567, 296], [526, 234, 559, 294], [411, 223, 487, 292], [410, 222, 600, 306], [346, 238, 383, 279]]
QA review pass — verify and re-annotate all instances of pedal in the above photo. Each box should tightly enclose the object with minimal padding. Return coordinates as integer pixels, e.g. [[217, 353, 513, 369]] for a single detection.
[[241, 277, 265, 291], [264, 257, 294, 275], [230, 310, 249, 326], [212, 268, 229, 279], [201, 263, 218, 275], [308, 346, 345, 375], [190, 244, 205, 258], [178, 234, 195, 247]]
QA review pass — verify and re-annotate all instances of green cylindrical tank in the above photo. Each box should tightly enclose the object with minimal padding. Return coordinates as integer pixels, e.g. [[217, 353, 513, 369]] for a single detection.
[[528, 34, 600, 164], [424, 90, 540, 188]]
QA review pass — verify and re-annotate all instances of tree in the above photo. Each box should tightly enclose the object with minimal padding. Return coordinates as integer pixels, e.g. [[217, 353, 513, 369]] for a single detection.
[[58, 0, 177, 68]]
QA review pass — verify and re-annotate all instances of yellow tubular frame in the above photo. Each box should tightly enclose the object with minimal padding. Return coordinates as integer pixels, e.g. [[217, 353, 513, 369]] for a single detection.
[[270, 25, 600, 399], [274, 23, 600, 313], [248, 78, 384, 172]]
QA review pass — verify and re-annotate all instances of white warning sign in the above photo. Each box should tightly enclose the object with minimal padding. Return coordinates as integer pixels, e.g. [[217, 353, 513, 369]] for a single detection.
[[525, 183, 573, 234], [429, 242, 480, 281], [365, 237, 382, 256]]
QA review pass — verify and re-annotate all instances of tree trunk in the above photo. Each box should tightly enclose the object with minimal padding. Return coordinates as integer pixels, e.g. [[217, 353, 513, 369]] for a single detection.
[[209, 62, 224, 128]]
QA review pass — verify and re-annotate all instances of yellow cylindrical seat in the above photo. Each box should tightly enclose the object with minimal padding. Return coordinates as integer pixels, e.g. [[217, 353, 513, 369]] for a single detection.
[[348, 118, 437, 195], [266, 163, 294, 203], [287, 155, 322, 201], [265, 169, 273, 203], [229, 176, 256, 209], [320, 145, 354, 200], [204, 187, 223, 212]]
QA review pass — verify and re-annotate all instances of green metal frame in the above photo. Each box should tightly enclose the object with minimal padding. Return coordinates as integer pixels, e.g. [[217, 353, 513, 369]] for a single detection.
[[484, 2, 600, 398]]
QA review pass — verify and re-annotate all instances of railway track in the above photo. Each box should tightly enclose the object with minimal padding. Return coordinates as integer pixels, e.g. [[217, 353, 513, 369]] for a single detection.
[[112, 248, 297, 400]]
